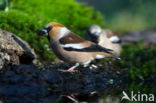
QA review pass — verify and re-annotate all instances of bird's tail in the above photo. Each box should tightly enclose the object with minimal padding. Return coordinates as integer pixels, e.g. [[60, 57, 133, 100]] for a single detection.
[[94, 45, 120, 60]]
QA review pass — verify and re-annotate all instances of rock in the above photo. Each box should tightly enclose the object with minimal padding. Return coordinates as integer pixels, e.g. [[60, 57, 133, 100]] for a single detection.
[[0, 29, 36, 69], [39, 70, 62, 84], [0, 64, 124, 92], [121, 29, 156, 45], [0, 64, 125, 103]]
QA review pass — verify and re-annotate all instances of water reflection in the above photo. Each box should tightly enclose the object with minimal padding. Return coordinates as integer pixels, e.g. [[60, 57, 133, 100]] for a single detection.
[[1, 82, 155, 103]]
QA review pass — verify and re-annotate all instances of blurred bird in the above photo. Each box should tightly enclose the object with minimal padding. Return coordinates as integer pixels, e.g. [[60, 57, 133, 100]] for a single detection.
[[37, 22, 118, 72], [86, 25, 121, 56]]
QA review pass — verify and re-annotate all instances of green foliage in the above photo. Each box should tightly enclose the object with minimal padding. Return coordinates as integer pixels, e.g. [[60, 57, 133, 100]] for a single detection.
[[0, 0, 8, 11], [86, 0, 156, 32], [116, 43, 156, 79], [108, 12, 148, 33], [108, 0, 156, 33], [9, 0, 104, 35], [0, 0, 104, 61]]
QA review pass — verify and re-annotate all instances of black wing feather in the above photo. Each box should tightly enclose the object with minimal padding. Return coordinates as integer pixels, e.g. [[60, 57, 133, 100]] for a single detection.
[[64, 44, 113, 54]]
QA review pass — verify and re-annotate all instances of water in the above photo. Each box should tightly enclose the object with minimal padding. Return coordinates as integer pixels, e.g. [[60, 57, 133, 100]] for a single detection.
[[0, 82, 155, 103]]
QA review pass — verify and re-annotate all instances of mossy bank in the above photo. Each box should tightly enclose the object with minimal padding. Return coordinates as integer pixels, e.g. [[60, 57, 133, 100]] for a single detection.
[[0, 0, 104, 61]]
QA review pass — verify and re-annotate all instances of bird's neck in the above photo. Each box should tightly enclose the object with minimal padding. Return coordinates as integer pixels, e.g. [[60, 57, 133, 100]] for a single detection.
[[57, 27, 70, 39]]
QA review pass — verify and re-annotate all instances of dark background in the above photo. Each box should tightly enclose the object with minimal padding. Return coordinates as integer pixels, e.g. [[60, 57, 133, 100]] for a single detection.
[[77, 0, 156, 32]]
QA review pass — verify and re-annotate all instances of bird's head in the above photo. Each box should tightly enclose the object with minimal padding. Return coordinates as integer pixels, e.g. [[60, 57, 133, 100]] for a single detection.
[[87, 25, 102, 43], [37, 22, 69, 40]]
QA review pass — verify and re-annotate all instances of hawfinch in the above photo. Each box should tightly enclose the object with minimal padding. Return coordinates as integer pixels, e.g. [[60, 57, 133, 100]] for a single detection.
[[86, 25, 121, 56], [37, 22, 117, 72]]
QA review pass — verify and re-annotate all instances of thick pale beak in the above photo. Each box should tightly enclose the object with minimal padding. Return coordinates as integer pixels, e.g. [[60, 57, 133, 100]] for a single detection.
[[91, 32, 99, 43], [37, 27, 48, 36]]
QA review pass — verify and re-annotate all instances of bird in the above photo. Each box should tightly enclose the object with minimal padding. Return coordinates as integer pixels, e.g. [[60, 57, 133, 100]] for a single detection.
[[37, 22, 118, 72], [86, 24, 121, 56]]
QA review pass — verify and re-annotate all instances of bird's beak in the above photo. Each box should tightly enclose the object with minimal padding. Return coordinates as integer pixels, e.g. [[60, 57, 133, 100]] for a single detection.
[[37, 27, 48, 36], [92, 32, 99, 42], [93, 32, 99, 38]]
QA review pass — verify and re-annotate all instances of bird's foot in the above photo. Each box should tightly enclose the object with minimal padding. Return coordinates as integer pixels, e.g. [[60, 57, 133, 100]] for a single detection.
[[66, 95, 79, 103], [58, 66, 78, 72]]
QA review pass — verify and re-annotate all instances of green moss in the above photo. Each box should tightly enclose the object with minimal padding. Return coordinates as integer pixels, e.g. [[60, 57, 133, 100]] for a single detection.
[[116, 43, 156, 79], [9, 0, 104, 35], [0, 0, 8, 10], [0, 10, 55, 61], [0, 0, 104, 61]]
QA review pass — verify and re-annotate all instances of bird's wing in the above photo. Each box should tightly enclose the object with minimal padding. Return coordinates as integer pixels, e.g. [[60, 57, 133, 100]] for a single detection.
[[59, 32, 86, 44], [59, 32, 93, 49], [63, 44, 113, 54], [103, 29, 114, 38], [59, 32, 113, 54], [102, 30, 121, 43]]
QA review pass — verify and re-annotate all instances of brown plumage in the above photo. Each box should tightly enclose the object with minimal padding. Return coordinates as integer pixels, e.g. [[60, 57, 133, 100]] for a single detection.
[[59, 32, 86, 44]]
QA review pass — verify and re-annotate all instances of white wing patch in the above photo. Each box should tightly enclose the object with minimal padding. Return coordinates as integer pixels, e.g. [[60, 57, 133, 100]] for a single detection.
[[95, 55, 105, 59], [61, 43, 86, 49], [109, 36, 120, 43]]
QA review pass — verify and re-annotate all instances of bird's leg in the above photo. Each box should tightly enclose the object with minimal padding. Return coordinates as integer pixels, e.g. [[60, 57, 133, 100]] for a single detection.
[[66, 63, 79, 72], [66, 95, 79, 103], [58, 63, 79, 72], [61, 94, 79, 103]]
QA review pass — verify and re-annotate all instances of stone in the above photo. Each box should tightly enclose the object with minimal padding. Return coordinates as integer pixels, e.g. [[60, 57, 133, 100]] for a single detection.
[[0, 29, 36, 69], [121, 29, 156, 45]]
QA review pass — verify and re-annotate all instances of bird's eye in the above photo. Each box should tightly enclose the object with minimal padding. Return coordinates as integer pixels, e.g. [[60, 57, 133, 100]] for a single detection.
[[47, 26, 52, 32]]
